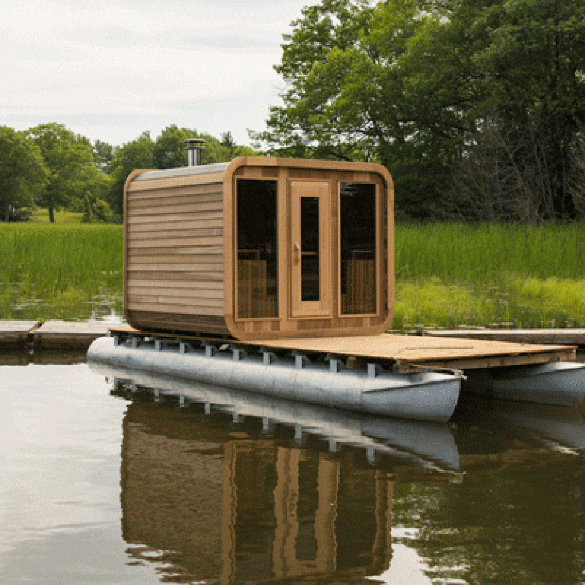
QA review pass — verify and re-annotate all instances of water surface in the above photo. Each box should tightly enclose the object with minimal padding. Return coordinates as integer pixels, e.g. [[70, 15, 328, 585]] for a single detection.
[[2, 353, 585, 584]]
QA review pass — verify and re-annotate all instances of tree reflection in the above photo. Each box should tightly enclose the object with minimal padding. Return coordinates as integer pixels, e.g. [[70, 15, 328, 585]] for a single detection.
[[392, 404, 585, 585]]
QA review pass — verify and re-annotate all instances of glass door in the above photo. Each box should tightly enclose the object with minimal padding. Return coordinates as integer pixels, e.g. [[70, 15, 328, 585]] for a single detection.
[[290, 180, 331, 317]]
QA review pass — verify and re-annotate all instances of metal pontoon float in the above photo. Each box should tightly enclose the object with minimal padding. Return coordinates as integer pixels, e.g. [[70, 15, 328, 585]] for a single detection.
[[88, 334, 462, 423], [88, 329, 585, 423]]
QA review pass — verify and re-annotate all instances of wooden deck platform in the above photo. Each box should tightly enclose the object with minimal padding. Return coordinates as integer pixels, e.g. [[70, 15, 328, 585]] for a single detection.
[[109, 326, 578, 371], [1, 320, 580, 368], [0, 320, 110, 349], [0, 321, 40, 347], [423, 328, 585, 347], [249, 334, 577, 370]]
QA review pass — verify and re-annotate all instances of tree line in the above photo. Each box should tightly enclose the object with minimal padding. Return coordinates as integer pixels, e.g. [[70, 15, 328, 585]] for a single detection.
[[3, 0, 583, 223], [253, 0, 585, 221], [0, 124, 255, 223]]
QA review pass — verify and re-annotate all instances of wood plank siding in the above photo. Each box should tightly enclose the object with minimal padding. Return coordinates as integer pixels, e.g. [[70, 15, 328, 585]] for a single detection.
[[124, 165, 229, 335]]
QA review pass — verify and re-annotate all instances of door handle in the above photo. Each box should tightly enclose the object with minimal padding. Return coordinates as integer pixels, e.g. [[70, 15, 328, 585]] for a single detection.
[[294, 242, 300, 262]]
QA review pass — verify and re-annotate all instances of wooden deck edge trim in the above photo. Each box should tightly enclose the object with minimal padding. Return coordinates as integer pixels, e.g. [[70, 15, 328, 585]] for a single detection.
[[0, 321, 43, 346], [422, 330, 585, 347], [412, 349, 577, 370]]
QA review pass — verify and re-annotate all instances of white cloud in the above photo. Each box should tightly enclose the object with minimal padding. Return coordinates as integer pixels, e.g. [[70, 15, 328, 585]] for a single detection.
[[1, 0, 307, 146]]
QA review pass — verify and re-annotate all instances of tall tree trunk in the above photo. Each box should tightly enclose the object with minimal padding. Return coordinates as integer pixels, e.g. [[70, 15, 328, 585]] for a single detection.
[[4, 201, 10, 222], [49, 205, 55, 223]]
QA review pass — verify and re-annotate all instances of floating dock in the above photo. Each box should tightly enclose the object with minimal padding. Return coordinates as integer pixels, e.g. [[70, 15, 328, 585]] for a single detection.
[[0, 320, 110, 350], [3, 320, 583, 353], [0, 321, 40, 347], [3, 320, 583, 421], [86, 327, 585, 423], [88, 334, 462, 422]]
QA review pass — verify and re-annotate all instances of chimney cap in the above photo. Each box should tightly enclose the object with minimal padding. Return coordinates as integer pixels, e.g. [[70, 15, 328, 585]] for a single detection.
[[184, 138, 206, 148]]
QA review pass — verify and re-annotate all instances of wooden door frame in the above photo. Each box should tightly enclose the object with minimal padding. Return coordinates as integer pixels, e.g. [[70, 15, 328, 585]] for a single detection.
[[289, 179, 332, 318]]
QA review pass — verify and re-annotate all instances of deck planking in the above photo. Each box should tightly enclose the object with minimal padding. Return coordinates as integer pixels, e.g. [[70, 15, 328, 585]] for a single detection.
[[249, 334, 576, 370], [422, 328, 585, 347], [0, 321, 40, 347], [0, 320, 113, 350], [33, 321, 111, 350], [1, 320, 579, 368], [108, 327, 577, 371]]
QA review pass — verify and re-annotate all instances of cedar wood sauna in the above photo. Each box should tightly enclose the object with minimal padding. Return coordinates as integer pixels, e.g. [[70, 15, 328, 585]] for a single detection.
[[124, 156, 394, 341]]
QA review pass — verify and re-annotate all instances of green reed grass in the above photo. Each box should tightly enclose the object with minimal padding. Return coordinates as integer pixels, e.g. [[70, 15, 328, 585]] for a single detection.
[[396, 221, 585, 282], [394, 222, 585, 330], [1, 220, 583, 328], [27, 210, 85, 224], [0, 224, 123, 321]]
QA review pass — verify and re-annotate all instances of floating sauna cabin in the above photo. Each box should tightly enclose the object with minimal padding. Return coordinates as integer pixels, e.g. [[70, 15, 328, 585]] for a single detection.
[[124, 157, 394, 340]]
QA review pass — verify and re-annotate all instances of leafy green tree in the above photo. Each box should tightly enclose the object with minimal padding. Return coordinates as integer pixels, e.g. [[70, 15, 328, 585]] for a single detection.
[[259, 0, 585, 219], [398, 0, 585, 219], [108, 127, 257, 215], [569, 127, 585, 217], [152, 125, 194, 168], [254, 0, 451, 217], [199, 131, 256, 162], [220, 131, 237, 156], [107, 131, 155, 216], [153, 125, 257, 168], [76, 136, 115, 171], [82, 193, 115, 223], [0, 126, 47, 222], [26, 123, 95, 222], [91, 140, 115, 171], [254, 0, 374, 161], [68, 163, 116, 223], [219, 131, 256, 159]]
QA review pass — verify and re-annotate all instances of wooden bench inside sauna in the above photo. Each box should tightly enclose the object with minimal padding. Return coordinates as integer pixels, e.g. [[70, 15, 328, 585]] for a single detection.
[[124, 156, 394, 340]]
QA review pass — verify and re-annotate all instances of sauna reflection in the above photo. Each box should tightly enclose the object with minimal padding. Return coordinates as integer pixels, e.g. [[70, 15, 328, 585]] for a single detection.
[[112, 377, 457, 584], [120, 401, 397, 583]]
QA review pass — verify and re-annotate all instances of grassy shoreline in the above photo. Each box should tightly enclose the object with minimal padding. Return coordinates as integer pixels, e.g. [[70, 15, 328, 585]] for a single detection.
[[0, 223, 123, 321], [1, 221, 584, 328], [393, 222, 585, 330]]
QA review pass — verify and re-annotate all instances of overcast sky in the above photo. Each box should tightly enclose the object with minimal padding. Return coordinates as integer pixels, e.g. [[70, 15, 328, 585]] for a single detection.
[[2, 0, 308, 148]]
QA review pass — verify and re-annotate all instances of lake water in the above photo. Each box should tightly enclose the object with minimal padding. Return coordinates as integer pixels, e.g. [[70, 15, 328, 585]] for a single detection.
[[2, 351, 585, 585]]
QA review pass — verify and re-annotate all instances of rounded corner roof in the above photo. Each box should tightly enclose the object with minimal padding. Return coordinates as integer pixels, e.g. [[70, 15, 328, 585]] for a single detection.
[[129, 156, 393, 187]]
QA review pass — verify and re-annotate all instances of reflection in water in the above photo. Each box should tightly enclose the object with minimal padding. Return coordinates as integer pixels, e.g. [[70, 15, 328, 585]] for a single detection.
[[122, 403, 400, 584], [4, 356, 585, 585], [0, 350, 88, 366], [120, 400, 400, 583], [109, 370, 459, 584], [102, 365, 585, 585], [395, 414, 585, 585], [91, 364, 459, 471]]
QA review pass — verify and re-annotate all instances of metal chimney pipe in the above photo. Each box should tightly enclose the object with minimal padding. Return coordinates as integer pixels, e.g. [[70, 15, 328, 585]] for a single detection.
[[184, 138, 206, 166]]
